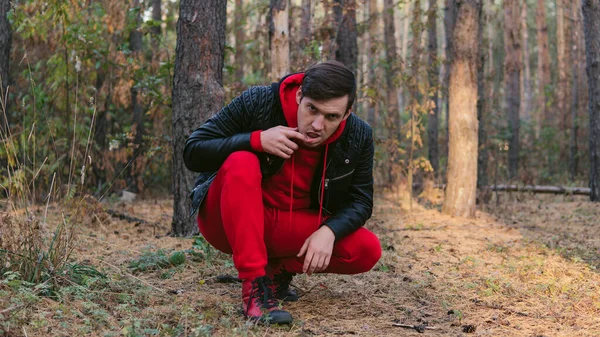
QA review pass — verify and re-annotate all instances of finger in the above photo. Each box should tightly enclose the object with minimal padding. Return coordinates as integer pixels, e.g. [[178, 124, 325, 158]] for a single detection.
[[323, 255, 331, 271], [315, 256, 325, 273], [283, 130, 307, 141], [276, 150, 291, 159], [297, 241, 308, 257], [283, 138, 299, 151], [308, 255, 321, 275], [278, 144, 294, 155], [303, 250, 314, 274]]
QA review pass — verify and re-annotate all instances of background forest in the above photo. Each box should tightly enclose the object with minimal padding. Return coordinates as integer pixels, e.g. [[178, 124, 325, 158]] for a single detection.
[[1, 0, 597, 209]]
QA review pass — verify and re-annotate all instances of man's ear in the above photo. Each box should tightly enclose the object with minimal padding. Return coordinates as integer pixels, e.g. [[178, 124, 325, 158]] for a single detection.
[[342, 108, 352, 120], [296, 86, 303, 105]]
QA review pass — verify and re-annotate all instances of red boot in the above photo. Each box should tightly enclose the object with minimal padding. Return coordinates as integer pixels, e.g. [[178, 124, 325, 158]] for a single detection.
[[242, 276, 293, 324]]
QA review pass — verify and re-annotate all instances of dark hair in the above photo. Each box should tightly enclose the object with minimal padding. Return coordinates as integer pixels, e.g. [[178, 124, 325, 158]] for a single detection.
[[301, 60, 356, 113]]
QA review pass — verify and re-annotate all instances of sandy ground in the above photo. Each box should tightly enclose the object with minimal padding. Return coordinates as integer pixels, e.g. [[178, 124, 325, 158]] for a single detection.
[[2, 191, 600, 336]]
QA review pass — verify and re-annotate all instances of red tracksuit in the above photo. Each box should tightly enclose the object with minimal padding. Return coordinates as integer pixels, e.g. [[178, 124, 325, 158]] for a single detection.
[[197, 74, 381, 280]]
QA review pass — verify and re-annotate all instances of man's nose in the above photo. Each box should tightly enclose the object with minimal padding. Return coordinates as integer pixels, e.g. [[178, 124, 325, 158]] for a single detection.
[[312, 115, 325, 131]]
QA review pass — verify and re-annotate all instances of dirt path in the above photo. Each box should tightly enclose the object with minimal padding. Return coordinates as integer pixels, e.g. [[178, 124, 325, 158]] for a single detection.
[[2, 195, 600, 336]]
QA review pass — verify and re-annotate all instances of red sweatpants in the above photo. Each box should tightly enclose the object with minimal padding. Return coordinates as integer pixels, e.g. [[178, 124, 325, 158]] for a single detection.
[[197, 151, 382, 280]]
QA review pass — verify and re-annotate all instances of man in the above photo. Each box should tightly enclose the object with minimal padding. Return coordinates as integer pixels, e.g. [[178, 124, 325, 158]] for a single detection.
[[183, 61, 381, 325]]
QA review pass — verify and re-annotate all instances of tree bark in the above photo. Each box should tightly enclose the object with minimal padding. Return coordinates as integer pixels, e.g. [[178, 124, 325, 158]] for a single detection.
[[570, 0, 583, 181], [520, 0, 532, 121], [269, 0, 290, 80], [582, 0, 600, 201], [536, 0, 550, 134], [477, 0, 487, 188], [0, 0, 11, 135], [300, 0, 312, 54], [504, 0, 521, 180], [235, 0, 245, 82], [443, 0, 481, 218], [334, 0, 358, 75], [427, 0, 439, 175], [367, 0, 378, 128], [443, 0, 457, 174], [151, 0, 162, 52], [172, 0, 227, 235], [128, 0, 145, 193], [384, 0, 399, 138]]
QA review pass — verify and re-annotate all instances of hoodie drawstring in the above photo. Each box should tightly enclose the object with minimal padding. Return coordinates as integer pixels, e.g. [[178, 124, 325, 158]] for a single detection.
[[288, 144, 329, 227], [317, 144, 329, 226], [289, 154, 295, 225]]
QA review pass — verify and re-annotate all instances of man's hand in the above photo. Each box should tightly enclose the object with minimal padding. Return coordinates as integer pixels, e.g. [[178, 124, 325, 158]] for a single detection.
[[260, 126, 306, 159], [297, 226, 335, 275]]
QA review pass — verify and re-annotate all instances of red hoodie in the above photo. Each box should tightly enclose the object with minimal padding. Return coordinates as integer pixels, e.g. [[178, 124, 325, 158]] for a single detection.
[[250, 73, 346, 215]]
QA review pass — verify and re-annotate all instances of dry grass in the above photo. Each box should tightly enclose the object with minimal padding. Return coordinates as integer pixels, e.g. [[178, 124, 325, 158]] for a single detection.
[[1, 192, 600, 336]]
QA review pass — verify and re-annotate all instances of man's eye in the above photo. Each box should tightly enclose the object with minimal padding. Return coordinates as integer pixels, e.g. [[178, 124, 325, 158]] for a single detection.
[[327, 114, 338, 120], [309, 105, 317, 112]]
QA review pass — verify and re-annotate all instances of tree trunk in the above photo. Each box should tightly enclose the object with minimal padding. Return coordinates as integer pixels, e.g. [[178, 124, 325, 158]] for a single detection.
[[442, 0, 481, 217], [570, 1, 583, 181], [172, 0, 226, 235], [398, 1, 411, 140], [557, 0, 573, 164], [334, 0, 358, 74], [504, 0, 521, 180], [384, 0, 399, 137], [408, 0, 423, 210], [427, 0, 439, 175], [477, 0, 487, 188], [0, 0, 11, 136], [128, 0, 145, 193], [582, 0, 600, 201], [367, 0, 378, 128], [300, 0, 312, 54], [521, 0, 532, 121], [151, 0, 161, 52], [536, 0, 550, 134], [235, 0, 245, 83], [269, 0, 290, 80], [443, 0, 457, 174]]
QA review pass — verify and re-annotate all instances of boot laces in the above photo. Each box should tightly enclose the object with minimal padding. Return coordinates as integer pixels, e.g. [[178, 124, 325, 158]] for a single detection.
[[247, 277, 277, 315]]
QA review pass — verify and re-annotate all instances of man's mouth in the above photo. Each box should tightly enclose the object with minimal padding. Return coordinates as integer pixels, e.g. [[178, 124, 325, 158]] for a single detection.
[[306, 132, 320, 140]]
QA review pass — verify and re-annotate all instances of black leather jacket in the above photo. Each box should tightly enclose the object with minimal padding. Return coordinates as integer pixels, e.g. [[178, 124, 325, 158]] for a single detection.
[[183, 81, 374, 240]]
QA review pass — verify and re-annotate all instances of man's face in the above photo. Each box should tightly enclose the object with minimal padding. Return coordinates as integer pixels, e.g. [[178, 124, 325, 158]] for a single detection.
[[295, 88, 350, 148]]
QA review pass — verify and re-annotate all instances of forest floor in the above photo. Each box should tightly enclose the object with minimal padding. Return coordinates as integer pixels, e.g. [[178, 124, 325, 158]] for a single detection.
[[1, 190, 600, 336]]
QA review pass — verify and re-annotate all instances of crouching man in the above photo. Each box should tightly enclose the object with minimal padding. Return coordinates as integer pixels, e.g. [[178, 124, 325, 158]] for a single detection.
[[183, 60, 381, 324]]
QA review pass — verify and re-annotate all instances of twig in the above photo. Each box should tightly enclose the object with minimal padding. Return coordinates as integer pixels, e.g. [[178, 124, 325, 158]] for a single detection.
[[0, 304, 26, 315], [106, 209, 158, 227], [392, 322, 438, 331]]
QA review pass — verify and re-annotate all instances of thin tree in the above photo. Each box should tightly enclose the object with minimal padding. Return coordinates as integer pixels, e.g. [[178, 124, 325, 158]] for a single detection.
[[127, 0, 145, 193], [172, 0, 227, 235], [367, 0, 378, 128], [442, 0, 457, 171], [235, 0, 245, 84], [334, 0, 358, 74], [504, 0, 522, 180], [0, 0, 11, 136], [536, 0, 550, 135], [269, 0, 290, 80], [520, 0, 532, 121], [427, 0, 440, 175], [151, 0, 161, 52], [384, 0, 399, 136], [442, 0, 481, 217], [582, 0, 600, 201], [300, 0, 312, 55], [477, 0, 487, 188]]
